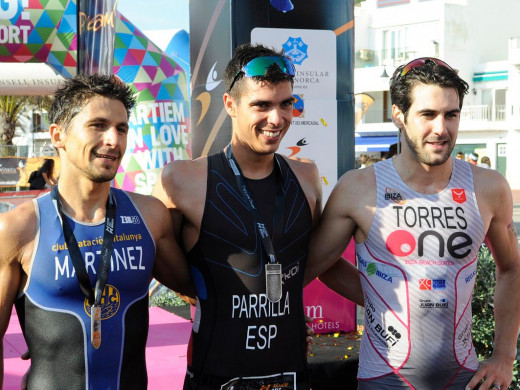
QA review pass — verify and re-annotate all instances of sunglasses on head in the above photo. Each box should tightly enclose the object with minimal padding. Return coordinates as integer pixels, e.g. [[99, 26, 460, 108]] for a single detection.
[[228, 56, 295, 92], [393, 57, 453, 83]]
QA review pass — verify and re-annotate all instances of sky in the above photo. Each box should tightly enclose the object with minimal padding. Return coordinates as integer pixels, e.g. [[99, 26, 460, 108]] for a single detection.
[[117, 0, 189, 32]]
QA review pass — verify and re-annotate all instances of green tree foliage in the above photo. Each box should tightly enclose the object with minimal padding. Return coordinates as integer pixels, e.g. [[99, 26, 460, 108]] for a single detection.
[[0, 95, 31, 145], [149, 284, 188, 308], [472, 245, 519, 387]]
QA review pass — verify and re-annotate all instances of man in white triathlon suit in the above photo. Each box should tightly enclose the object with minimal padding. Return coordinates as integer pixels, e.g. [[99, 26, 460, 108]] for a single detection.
[[304, 57, 520, 390]]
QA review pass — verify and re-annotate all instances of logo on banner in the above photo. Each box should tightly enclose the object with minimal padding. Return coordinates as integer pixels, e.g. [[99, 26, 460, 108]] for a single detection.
[[293, 94, 304, 117], [286, 138, 308, 157], [205, 62, 221, 91], [452, 189, 466, 204], [282, 37, 309, 65]]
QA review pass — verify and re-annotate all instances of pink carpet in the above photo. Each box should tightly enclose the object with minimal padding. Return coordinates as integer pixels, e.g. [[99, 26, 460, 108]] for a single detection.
[[3, 307, 192, 389]]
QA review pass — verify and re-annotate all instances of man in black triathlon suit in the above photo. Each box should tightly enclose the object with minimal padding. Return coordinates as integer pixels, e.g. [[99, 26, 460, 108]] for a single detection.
[[0, 74, 193, 389], [153, 43, 362, 390]]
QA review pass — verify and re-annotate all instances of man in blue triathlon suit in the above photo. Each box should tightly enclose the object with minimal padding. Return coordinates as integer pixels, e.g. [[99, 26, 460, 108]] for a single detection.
[[305, 58, 520, 390], [0, 74, 193, 389]]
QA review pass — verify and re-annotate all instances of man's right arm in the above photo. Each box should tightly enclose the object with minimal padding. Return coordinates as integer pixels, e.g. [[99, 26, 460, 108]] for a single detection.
[[0, 204, 33, 387], [304, 170, 366, 306], [152, 159, 206, 303], [152, 159, 205, 241]]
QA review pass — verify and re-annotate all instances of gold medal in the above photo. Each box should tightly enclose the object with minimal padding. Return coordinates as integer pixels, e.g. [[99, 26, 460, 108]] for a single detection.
[[91, 304, 102, 349]]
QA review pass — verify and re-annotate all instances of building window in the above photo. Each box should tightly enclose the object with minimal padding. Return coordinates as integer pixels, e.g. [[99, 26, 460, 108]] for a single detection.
[[497, 144, 507, 157], [383, 91, 392, 122], [32, 112, 42, 132], [382, 28, 407, 65]]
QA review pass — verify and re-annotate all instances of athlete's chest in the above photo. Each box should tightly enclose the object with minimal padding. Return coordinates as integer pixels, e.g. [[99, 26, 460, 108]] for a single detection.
[[31, 208, 155, 298]]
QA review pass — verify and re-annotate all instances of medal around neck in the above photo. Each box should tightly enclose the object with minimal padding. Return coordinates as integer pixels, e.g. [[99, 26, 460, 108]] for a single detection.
[[266, 262, 282, 303], [91, 304, 102, 349]]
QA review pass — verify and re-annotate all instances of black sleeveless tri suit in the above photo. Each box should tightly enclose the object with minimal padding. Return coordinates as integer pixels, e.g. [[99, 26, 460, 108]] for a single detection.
[[184, 151, 312, 389]]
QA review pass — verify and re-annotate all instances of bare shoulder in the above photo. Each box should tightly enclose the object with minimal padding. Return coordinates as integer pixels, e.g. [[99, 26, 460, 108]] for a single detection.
[[330, 165, 377, 216], [336, 164, 376, 198], [124, 191, 171, 239], [152, 157, 208, 208], [472, 165, 513, 214], [0, 201, 37, 264], [126, 191, 167, 218], [283, 154, 319, 182], [158, 157, 207, 193]]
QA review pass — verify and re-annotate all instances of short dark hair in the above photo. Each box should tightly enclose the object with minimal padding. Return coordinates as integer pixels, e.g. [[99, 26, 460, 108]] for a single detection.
[[48, 73, 136, 130], [390, 59, 469, 121], [224, 43, 294, 99]]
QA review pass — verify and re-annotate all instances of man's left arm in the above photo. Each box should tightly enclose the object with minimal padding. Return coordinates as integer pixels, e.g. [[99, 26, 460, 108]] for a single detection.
[[466, 173, 520, 390]]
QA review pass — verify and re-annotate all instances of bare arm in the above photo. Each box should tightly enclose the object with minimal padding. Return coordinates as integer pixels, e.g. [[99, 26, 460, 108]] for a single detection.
[[42, 172, 57, 187], [0, 251, 21, 388], [130, 193, 194, 298], [152, 163, 185, 241], [0, 204, 34, 387], [467, 172, 520, 390], [304, 170, 366, 306], [151, 160, 208, 300], [317, 260, 364, 306], [285, 156, 322, 229]]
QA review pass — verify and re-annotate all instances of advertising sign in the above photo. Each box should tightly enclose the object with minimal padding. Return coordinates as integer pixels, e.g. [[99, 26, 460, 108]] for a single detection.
[[251, 27, 354, 333], [77, 0, 118, 75], [252, 28, 338, 199], [0, 157, 60, 187]]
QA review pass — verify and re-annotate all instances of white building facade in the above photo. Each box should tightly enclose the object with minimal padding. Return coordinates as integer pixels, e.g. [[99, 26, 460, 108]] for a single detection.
[[354, 0, 520, 190]]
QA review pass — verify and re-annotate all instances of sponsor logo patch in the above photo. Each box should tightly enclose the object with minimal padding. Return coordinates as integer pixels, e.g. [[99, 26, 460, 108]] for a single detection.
[[419, 298, 449, 308], [452, 189, 466, 204], [419, 278, 446, 290], [121, 215, 140, 224], [384, 187, 406, 205]]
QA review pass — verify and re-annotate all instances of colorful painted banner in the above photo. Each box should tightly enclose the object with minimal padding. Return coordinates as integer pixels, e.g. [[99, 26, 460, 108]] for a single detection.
[[113, 13, 190, 194], [0, 0, 77, 77], [0, 1, 190, 195]]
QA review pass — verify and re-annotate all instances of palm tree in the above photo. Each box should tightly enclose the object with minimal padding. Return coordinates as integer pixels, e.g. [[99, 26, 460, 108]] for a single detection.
[[0, 95, 31, 145]]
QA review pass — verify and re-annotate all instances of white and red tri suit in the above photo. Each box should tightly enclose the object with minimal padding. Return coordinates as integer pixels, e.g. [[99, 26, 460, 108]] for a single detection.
[[357, 158, 485, 389]]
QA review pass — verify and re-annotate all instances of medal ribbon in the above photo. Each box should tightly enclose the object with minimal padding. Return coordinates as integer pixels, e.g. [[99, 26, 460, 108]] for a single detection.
[[50, 186, 117, 347], [225, 146, 285, 302]]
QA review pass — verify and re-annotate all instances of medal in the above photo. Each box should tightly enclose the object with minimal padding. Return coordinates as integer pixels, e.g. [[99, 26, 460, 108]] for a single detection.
[[266, 262, 282, 303], [51, 186, 116, 351], [91, 304, 102, 349], [225, 146, 286, 304]]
